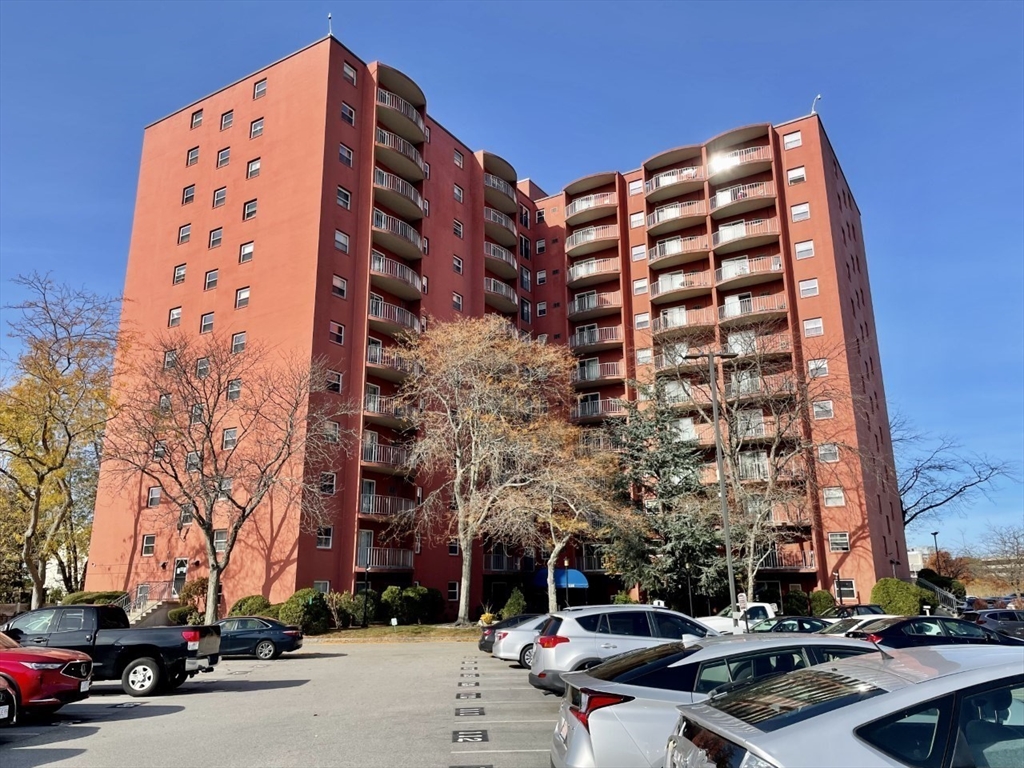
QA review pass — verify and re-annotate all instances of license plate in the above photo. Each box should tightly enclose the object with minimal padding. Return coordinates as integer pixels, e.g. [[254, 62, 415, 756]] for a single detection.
[[80, 680, 90, 692], [0, 704, 8, 719], [187, 641, 199, 651], [558, 716, 569, 741]]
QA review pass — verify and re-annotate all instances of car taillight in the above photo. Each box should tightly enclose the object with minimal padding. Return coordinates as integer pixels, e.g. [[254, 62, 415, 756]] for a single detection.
[[537, 635, 569, 649], [976, 618, 985, 624], [569, 687, 634, 732], [181, 629, 201, 643], [497, 632, 508, 641], [865, 633, 883, 644], [284, 630, 301, 636]]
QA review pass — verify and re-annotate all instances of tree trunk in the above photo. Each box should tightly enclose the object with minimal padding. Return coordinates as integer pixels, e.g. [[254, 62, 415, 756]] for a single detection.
[[204, 568, 221, 625], [546, 546, 566, 612], [24, 552, 45, 609], [456, 534, 473, 625], [31, 575, 46, 609]]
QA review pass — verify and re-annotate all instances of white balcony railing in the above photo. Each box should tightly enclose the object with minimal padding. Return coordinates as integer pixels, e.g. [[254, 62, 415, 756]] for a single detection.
[[376, 88, 426, 135], [715, 255, 782, 284], [652, 307, 716, 333], [483, 241, 517, 270], [650, 271, 712, 298], [645, 165, 705, 195], [567, 258, 618, 283], [572, 399, 627, 419], [571, 362, 622, 383], [373, 167, 425, 212], [375, 127, 425, 173], [648, 235, 709, 264], [364, 394, 413, 421], [718, 294, 788, 320], [371, 252, 422, 292], [566, 225, 619, 252], [708, 145, 772, 176], [367, 345, 418, 375], [713, 218, 780, 247], [360, 494, 415, 516], [483, 278, 518, 304], [726, 332, 792, 357], [372, 208, 423, 250], [483, 207, 517, 235], [483, 173, 517, 201], [710, 181, 776, 212], [369, 299, 421, 332], [357, 546, 414, 569], [566, 192, 616, 219], [569, 326, 624, 350], [568, 291, 621, 316], [646, 199, 706, 228], [759, 548, 815, 570], [361, 441, 410, 467]]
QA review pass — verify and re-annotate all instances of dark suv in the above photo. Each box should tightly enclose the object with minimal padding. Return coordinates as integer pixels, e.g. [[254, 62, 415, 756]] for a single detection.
[[961, 609, 1024, 639]]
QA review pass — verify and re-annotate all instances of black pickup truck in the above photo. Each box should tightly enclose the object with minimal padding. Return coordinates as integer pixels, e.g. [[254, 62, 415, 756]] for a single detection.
[[1, 604, 221, 696]]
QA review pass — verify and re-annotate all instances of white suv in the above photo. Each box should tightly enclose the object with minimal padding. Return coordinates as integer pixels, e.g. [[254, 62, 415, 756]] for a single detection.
[[528, 604, 718, 694]]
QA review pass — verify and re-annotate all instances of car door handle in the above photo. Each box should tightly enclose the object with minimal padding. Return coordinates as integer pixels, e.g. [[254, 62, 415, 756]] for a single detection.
[[31, 637, 47, 643], [600, 643, 617, 649]]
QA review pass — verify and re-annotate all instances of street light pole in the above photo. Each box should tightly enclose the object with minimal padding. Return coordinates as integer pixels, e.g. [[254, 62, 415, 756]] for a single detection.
[[931, 531, 941, 576], [685, 562, 694, 617], [685, 350, 739, 632]]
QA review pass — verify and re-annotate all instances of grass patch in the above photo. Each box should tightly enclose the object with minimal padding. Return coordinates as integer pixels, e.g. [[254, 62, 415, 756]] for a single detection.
[[313, 624, 480, 643]]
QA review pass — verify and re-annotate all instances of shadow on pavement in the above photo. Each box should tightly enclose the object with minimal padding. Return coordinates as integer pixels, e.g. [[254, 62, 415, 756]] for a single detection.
[[289, 652, 348, 659], [178, 678, 310, 694]]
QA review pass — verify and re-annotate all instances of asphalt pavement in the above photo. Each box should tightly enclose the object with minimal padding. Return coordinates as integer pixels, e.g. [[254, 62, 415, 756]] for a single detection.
[[0, 641, 561, 768]]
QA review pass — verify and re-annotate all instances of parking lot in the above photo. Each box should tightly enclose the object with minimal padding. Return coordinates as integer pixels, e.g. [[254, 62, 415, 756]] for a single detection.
[[0, 641, 560, 768]]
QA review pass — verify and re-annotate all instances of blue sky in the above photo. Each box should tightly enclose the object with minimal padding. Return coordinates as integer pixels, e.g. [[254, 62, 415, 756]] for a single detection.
[[1, 1, 1021, 545]]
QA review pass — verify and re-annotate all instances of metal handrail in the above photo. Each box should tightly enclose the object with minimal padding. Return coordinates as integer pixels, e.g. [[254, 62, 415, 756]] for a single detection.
[[652, 307, 716, 333], [651, 271, 712, 298], [648, 235, 709, 264], [647, 199, 706, 228], [375, 127, 425, 173], [713, 218, 781, 247], [369, 299, 421, 332], [483, 278, 517, 303], [366, 346, 418, 374], [916, 576, 960, 616], [568, 291, 621, 316], [373, 167, 425, 212], [571, 362, 622, 383], [567, 258, 618, 282], [572, 399, 627, 419], [718, 294, 788, 320], [645, 165, 704, 194], [708, 145, 772, 176], [483, 207, 516, 235], [483, 242, 517, 269], [566, 225, 619, 251], [376, 88, 426, 135], [569, 326, 623, 349], [715, 255, 782, 284], [710, 180, 776, 211], [357, 546, 414, 569], [483, 173, 517, 201], [361, 441, 410, 466], [360, 494, 416, 516], [371, 252, 422, 291], [372, 208, 422, 250], [364, 394, 414, 420], [566, 192, 616, 218]]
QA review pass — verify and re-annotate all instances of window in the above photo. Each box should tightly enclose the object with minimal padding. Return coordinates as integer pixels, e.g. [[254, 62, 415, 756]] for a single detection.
[[205, 269, 219, 290], [823, 487, 846, 507], [145, 486, 162, 507], [220, 110, 233, 130], [342, 62, 357, 85], [252, 78, 267, 99], [200, 312, 215, 334], [312, 580, 330, 594], [337, 186, 351, 209], [227, 379, 242, 401], [215, 146, 230, 168], [239, 241, 254, 263], [187, 146, 199, 166], [179, 504, 194, 525], [635, 312, 650, 330], [163, 350, 177, 370], [222, 428, 238, 450], [207, 228, 223, 249], [520, 266, 531, 291], [537, 238, 546, 254], [173, 264, 186, 284], [421, 275, 428, 294], [787, 166, 806, 185], [214, 530, 228, 552], [629, 211, 644, 228], [818, 443, 840, 463], [636, 348, 653, 365], [326, 371, 342, 393], [537, 302, 547, 317], [243, 199, 258, 220], [454, 149, 464, 168], [829, 532, 850, 552], [791, 203, 810, 222], [338, 143, 353, 167], [857, 695, 956, 768], [599, 611, 653, 637], [520, 235, 531, 261], [520, 298, 531, 323], [250, 118, 264, 138], [186, 450, 201, 472], [783, 131, 802, 150], [633, 278, 648, 295], [453, 219, 463, 239], [795, 240, 815, 259], [231, 331, 247, 354], [812, 400, 834, 420], [423, 162, 430, 179], [190, 109, 203, 128], [799, 278, 819, 297], [422, 237, 428, 254], [804, 318, 824, 337], [329, 322, 344, 345], [835, 579, 856, 601], [178, 224, 191, 244], [452, 292, 463, 312], [142, 534, 156, 555], [324, 421, 340, 443], [631, 244, 646, 262], [452, 256, 463, 274], [537, 270, 547, 285], [196, 357, 210, 378], [212, 187, 227, 208], [320, 472, 336, 495], [334, 230, 349, 253], [448, 581, 459, 602], [341, 102, 355, 125], [448, 540, 460, 556], [808, 358, 829, 378], [316, 527, 333, 549], [246, 158, 261, 178], [166, 307, 182, 328], [453, 184, 464, 203], [628, 179, 643, 196], [332, 275, 347, 298], [235, 287, 250, 309], [182, 185, 195, 205]]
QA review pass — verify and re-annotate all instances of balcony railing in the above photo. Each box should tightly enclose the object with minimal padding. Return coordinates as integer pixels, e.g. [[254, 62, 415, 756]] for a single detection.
[[579, 431, 618, 453], [361, 441, 410, 467], [646, 199, 706, 229], [566, 225, 619, 253], [371, 252, 422, 292], [726, 332, 792, 357], [569, 326, 624, 350], [571, 362, 623, 383], [357, 545, 414, 569], [483, 277, 517, 303], [653, 345, 712, 372], [373, 167, 425, 213], [675, 422, 716, 445], [483, 241, 517, 276], [650, 271, 712, 299], [648, 235, 709, 266], [581, 555, 605, 572], [360, 494, 415, 517], [759, 548, 816, 570], [723, 373, 796, 399], [713, 218, 780, 248], [710, 181, 776, 213], [364, 394, 414, 421], [367, 346, 418, 376], [483, 553, 520, 572], [567, 258, 618, 284], [565, 192, 616, 219], [369, 299, 421, 332], [652, 307, 717, 334], [732, 418, 798, 441], [572, 399, 627, 420], [484, 173, 517, 201], [375, 127, 425, 175], [376, 88, 426, 135], [484, 206, 517, 235], [718, 294, 788, 321], [715, 255, 782, 285], [373, 208, 423, 251], [568, 291, 621, 317], [645, 165, 705, 195], [708, 145, 772, 177]]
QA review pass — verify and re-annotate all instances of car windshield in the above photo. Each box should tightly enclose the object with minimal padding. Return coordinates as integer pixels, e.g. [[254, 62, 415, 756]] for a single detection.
[[819, 618, 860, 635], [859, 606, 885, 615], [0, 633, 20, 649], [708, 669, 886, 732], [751, 619, 778, 631], [853, 617, 905, 633], [587, 642, 693, 682]]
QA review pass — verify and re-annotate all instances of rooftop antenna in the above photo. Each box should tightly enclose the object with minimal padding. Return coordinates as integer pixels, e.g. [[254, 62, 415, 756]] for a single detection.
[[328, 13, 333, 37], [810, 94, 822, 115]]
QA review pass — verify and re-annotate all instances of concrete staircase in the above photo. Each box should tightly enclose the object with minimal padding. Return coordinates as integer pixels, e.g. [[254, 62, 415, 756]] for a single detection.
[[916, 576, 960, 616]]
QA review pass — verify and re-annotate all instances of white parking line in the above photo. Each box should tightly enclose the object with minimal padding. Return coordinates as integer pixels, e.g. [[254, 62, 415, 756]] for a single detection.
[[453, 719, 557, 724], [451, 749, 551, 754]]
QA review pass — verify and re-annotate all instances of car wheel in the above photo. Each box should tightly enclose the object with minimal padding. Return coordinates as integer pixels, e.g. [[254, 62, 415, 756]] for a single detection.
[[122, 657, 162, 697], [255, 640, 277, 660], [519, 644, 534, 669], [163, 668, 188, 691]]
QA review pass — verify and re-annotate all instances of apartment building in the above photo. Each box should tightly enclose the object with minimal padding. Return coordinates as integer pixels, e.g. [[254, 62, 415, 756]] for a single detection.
[[86, 35, 907, 616]]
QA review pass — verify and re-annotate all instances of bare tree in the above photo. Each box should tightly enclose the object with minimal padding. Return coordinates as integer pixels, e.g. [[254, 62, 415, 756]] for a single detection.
[[103, 333, 356, 624], [399, 315, 575, 624], [966, 524, 1024, 599], [0, 274, 118, 607]]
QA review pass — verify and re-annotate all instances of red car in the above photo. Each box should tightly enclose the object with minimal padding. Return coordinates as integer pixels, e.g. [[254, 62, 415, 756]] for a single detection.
[[0, 631, 92, 715], [0, 676, 15, 726]]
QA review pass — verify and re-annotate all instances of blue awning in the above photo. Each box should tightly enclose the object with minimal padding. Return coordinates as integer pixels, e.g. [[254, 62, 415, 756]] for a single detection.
[[533, 568, 589, 589]]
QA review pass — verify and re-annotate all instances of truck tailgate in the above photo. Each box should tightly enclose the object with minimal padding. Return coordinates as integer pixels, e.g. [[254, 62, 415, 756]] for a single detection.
[[195, 625, 221, 657]]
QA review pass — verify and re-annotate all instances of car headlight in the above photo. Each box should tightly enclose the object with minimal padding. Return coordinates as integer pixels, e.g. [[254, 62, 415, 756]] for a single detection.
[[20, 662, 64, 670]]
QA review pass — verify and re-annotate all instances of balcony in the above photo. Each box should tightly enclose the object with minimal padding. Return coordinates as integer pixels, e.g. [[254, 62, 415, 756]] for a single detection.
[[483, 553, 520, 573], [484, 207, 517, 248], [369, 299, 421, 336], [718, 294, 788, 324], [650, 270, 713, 305], [361, 441, 411, 474], [374, 126, 425, 182], [565, 192, 617, 226], [357, 545, 414, 570], [483, 242, 518, 280], [566, 258, 619, 288], [715, 255, 783, 290], [723, 372, 796, 400], [645, 165, 705, 203], [732, 417, 800, 443], [725, 332, 792, 359], [579, 430, 618, 454], [654, 345, 712, 374], [483, 173, 518, 215], [565, 225, 619, 257], [568, 326, 624, 353], [567, 291, 622, 321], [376, 87, 426, 144], [707, 145, 772, 184], [366, 346, 418, 382], [581, 555, 605, 573], [759, 548, 816, 571], [712, 218, 781, 254], [648, 235, 710, 269], [373, 167, 425, 221], [371, 252, 422, 300], [571, 361, 624, 386], [372, 208, 423, 260], [646, 200, 707, 237], [360, 493, 416, 517], [483, 278, 518, 314], [710, 181, 776, 220], [676, 422, 717, 447], [364, 394, 414, 428], [571, 398, 627, 422], [652, 307, 717, 337]]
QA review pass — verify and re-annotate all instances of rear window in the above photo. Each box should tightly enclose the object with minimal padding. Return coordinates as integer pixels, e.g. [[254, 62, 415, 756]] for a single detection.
[[588, 642, 692, 682], [97, 606, 130, 630], [819, 618, 859, 635], [575, 614, 601, 632], [539, 617, 562, 637], [962, 612, 980, 622], [859, 605, 885, 615], [853, 617, 904, 633]]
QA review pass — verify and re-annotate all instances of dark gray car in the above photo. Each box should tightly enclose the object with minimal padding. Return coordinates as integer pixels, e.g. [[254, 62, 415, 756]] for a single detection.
[[962, 609, 1024, 639]]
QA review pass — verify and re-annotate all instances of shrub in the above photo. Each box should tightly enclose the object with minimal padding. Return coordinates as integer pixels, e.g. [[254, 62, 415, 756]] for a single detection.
[[262, 603, 283, 620], [810, 589, 835, 616], [349, 589, 379, 625], [63, 590, 127, 605], [229, 595, 271, 617], [179, 578, 209, 612], [62, 591, 98, 605], [279, 588, 331, 635], [613, 591, 638, 605], [782, 590, 810, 616], [48, 587, 65, 605], [949, 580, 967, 600], [871, 578, 931, 615], [167, 606, 193, 625], [92, 591, 129, 604], [381, 586, 405, 622], [500, 588, 527, 621], [324, 591, 352, 628], [422, 588, 445, 623]]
